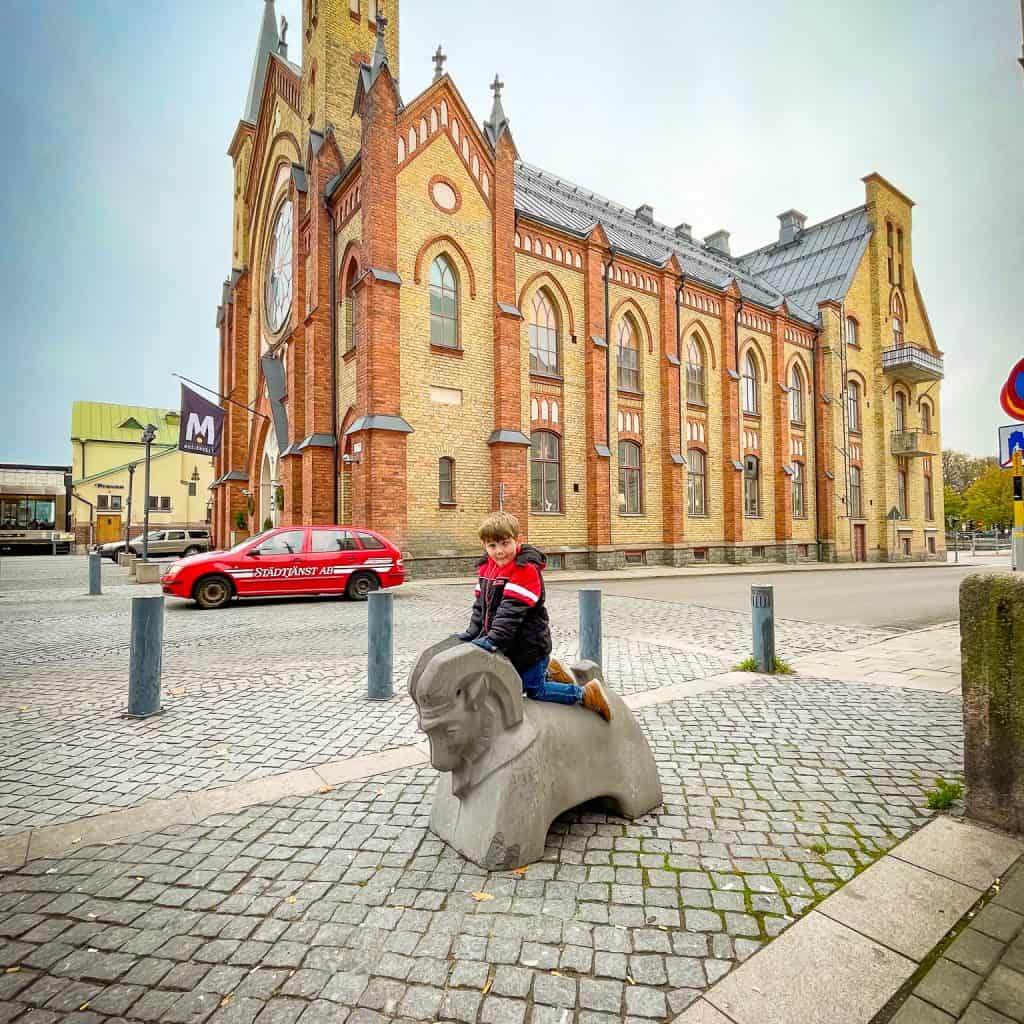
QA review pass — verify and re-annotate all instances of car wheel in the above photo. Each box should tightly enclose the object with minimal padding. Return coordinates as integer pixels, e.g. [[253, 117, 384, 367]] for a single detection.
[[183, 546, 200, 557], [194, 575, 233, 610], [346, 571, 380, 601]]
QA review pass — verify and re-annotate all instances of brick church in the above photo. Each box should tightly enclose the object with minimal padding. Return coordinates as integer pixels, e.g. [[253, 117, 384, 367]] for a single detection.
[[213, 0, 946, 573]]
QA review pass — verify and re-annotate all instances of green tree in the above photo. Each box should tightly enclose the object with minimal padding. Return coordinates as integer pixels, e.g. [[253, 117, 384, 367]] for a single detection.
[[964, 467, 1014, 529], [944, 485, 966, 522]]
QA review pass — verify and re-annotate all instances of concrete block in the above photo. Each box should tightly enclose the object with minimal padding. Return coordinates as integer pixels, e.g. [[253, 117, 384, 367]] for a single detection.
[[890, 817, 1023, 891], [816, 856, 980, 960], [128, 556, 138, 576], [960, 573, 1024, 834], [409, 638, 663, 869], [136, 561, 163, 584], [705, 910, 912, 1024], [117, 551, 131, 567]]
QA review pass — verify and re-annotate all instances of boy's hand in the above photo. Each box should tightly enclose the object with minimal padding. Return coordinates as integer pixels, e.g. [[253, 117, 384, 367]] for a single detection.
[[453, 631, 477, 642], [470, 636, 496, 653]]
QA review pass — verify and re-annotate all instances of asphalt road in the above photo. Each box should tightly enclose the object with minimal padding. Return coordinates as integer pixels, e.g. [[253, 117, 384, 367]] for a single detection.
[[550, 562, 1005, 631]]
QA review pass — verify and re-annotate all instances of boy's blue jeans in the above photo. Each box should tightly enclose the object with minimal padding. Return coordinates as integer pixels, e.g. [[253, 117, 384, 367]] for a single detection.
[[519, 656, 583, 705]]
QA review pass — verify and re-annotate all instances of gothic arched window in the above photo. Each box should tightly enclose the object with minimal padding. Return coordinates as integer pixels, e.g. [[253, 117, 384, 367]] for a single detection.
[[741, 352, 759, 414], [529, 290, 559, 375], [429, 255, 459, 348], [686, 336, 706, 405], [530, 431, 561, 513], [617, 318, 640, 392], [618, 441, 642, 514], [790, 364, 805, 425]]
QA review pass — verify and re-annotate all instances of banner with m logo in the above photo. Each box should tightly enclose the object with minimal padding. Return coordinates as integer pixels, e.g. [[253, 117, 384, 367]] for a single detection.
[[178, 384, 225, 456]]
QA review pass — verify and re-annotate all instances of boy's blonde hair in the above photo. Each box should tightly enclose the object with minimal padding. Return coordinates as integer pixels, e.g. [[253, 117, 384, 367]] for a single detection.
[[478, 511, 520, 544]]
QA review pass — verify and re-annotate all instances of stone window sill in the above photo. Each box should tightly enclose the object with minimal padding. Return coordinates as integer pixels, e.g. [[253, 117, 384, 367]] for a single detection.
[[430, 344, 463, 358]]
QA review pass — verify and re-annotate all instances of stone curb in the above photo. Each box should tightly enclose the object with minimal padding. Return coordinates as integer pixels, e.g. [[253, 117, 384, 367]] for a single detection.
[[0, 669, 752, 872], [672, 817, 1024, 1024], [408, 560, 970, 589]]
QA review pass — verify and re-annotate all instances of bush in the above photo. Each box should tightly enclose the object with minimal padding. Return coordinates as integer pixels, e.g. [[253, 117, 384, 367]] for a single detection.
[[263, 517, 273, 531], [233, 511, 247, 530], [734, 655, 795, 675], [925, 777, 963, 810]]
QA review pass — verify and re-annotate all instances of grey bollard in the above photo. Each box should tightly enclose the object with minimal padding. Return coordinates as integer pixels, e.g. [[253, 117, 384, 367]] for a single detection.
[[127, 596, 164, 718], [88, 552, 102, 595], [752, 584, 775, 673], [367, 590, 394, 700], [579, 589, 603, 668]]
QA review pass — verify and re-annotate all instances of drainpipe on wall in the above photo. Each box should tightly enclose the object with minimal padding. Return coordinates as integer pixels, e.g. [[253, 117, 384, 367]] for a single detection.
[[734, 296, 744, 467], [810, 324, 824, 556], [675, 275, 687, 459], [329, 207, 339, 524], [604, 251, 615, 520], [72, 491, 95, 549]]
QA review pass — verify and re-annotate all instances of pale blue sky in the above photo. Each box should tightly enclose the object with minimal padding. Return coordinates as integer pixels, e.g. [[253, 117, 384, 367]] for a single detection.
[[2, 0, 1021, 465]]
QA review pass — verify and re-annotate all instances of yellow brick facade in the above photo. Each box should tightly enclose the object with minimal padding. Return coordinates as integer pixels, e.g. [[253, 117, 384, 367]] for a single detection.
[[214, 2, 944, 572]]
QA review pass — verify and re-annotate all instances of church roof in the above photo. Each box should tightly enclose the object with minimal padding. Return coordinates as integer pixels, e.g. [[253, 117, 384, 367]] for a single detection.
[[737, 206, 872, 314], [242, 0, 281, 125], [513, 162, 869, 325]]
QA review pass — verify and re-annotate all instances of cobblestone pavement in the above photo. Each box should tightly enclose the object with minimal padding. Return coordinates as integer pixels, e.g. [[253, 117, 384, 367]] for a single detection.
[[0, 558, 890, 835], [0, 678, 961, 1024]]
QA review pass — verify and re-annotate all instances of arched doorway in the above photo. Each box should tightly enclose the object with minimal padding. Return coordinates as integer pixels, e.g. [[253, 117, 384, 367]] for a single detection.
[[258, 430, 280, 530]]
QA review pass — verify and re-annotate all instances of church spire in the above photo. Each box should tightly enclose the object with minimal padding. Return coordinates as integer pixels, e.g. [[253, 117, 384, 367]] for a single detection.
[[242, 0, 281, 124], [370, 7, 390, 83], [483, 74, 510, 148]]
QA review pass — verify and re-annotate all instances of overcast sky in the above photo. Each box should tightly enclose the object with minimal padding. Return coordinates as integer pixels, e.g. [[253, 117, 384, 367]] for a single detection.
[[2, 0, 1021, 466]]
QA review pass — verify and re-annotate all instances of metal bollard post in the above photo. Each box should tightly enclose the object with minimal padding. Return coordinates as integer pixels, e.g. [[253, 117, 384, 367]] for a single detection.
[[751, 584, 775, 673], [126, 596, 164, 718], [88, 552, 102, 596], [579, 588, 603, 668], [367, 590, 394, 700]]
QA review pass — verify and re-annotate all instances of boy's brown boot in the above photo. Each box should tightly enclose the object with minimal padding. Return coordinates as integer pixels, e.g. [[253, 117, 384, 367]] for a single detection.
[[547, 657, 574, 684], [581, 680, 612, 722]]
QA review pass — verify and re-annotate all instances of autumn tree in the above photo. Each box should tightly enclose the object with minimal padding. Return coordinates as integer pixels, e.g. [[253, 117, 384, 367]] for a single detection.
[[942, 450, 997, 495], [964, 466, 1013, 529], [944, 485, 966, 522]]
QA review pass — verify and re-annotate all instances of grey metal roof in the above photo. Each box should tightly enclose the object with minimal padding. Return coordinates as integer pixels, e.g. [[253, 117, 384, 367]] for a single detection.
[[513, 162, 838, 324], [737, 206, 872, 314], [243, 0, 280, 125]]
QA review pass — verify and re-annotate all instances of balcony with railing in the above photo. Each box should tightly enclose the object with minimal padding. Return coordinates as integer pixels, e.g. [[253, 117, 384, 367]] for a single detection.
[[890, 429, 940, 458], [881, 344, 944, 382]]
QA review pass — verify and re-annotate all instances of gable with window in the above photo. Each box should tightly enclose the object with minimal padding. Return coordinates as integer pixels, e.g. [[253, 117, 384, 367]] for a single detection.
[[617, 317, 640, 392], [529, 290, 559, 376], [430, 255, 459, 348], [618, 441, 642, 514], [686, 336, 706, 405], [530, 432, 561, 513]]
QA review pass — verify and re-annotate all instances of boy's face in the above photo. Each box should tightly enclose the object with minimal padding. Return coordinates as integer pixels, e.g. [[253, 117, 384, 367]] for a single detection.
[[485, 536, 518, 566]]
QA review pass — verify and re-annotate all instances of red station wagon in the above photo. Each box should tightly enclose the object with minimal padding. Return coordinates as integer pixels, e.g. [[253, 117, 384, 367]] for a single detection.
[[161, 525, 405, 609]]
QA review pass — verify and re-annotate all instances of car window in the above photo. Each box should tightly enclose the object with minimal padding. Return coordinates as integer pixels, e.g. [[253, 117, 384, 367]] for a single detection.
[[311, 529, 359, 553], [253, 529, 306, 556], [356, 531, 387, 550], [188, 531, 209, 539], [168, 531, 186, 541]]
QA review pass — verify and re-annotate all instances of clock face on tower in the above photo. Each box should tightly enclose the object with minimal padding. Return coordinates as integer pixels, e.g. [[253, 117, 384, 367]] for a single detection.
[[265, 198, 294, 334]]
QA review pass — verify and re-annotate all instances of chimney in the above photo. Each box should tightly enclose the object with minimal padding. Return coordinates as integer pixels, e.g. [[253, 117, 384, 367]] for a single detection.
[[674, 222, 692, 242], [635, 204, 654, 224], [778, 209, 806, 245], [704, 229, 731, 256]]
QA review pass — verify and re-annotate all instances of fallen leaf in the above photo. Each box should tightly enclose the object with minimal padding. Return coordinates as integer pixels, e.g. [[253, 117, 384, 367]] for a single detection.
[[288, 969, 296, 977], [376, 789, 385, 796], [5, 967, 19, 974], [470, 891, 494, 902], [19, 706, 27, 712], [135, 877, 144, 882], [169, 687, 186, 697], [481, 979, 492, 994], [286, 896, 297, 904], [318, 785, 332, 795], [511, 866, 528, 876], [658, 925, 668, 931], [626, 975, 635, 985], [550, 970, 563, 977], [79, 1004, 89, 1012], [71, 838, 81, 845], [220, 994, 234, 1008]]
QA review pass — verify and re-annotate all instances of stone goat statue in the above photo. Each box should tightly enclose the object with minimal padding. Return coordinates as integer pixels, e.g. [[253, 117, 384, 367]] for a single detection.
[[409, 638, 663, 870]]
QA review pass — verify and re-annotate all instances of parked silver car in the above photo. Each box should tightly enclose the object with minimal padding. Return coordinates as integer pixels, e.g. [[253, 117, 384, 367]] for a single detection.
[[128, 529, 211, 559]]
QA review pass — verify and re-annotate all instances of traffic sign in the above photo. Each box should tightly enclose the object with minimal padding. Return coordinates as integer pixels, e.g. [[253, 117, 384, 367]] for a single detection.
[[1000, 357, 1024, 422], [999, 424, 1024, 468]]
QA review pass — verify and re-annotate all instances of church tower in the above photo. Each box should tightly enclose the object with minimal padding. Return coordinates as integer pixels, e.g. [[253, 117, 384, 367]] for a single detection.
[[301, 0, 400, 161]]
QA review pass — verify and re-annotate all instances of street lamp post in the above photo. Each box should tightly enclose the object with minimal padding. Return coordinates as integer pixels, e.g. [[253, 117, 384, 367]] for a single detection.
[[141, 424, 157, 562], [125, 462, 136, 553]]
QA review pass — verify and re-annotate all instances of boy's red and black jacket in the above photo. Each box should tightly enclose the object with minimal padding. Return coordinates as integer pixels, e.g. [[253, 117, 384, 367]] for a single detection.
[[463, 544, 552, 670]]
